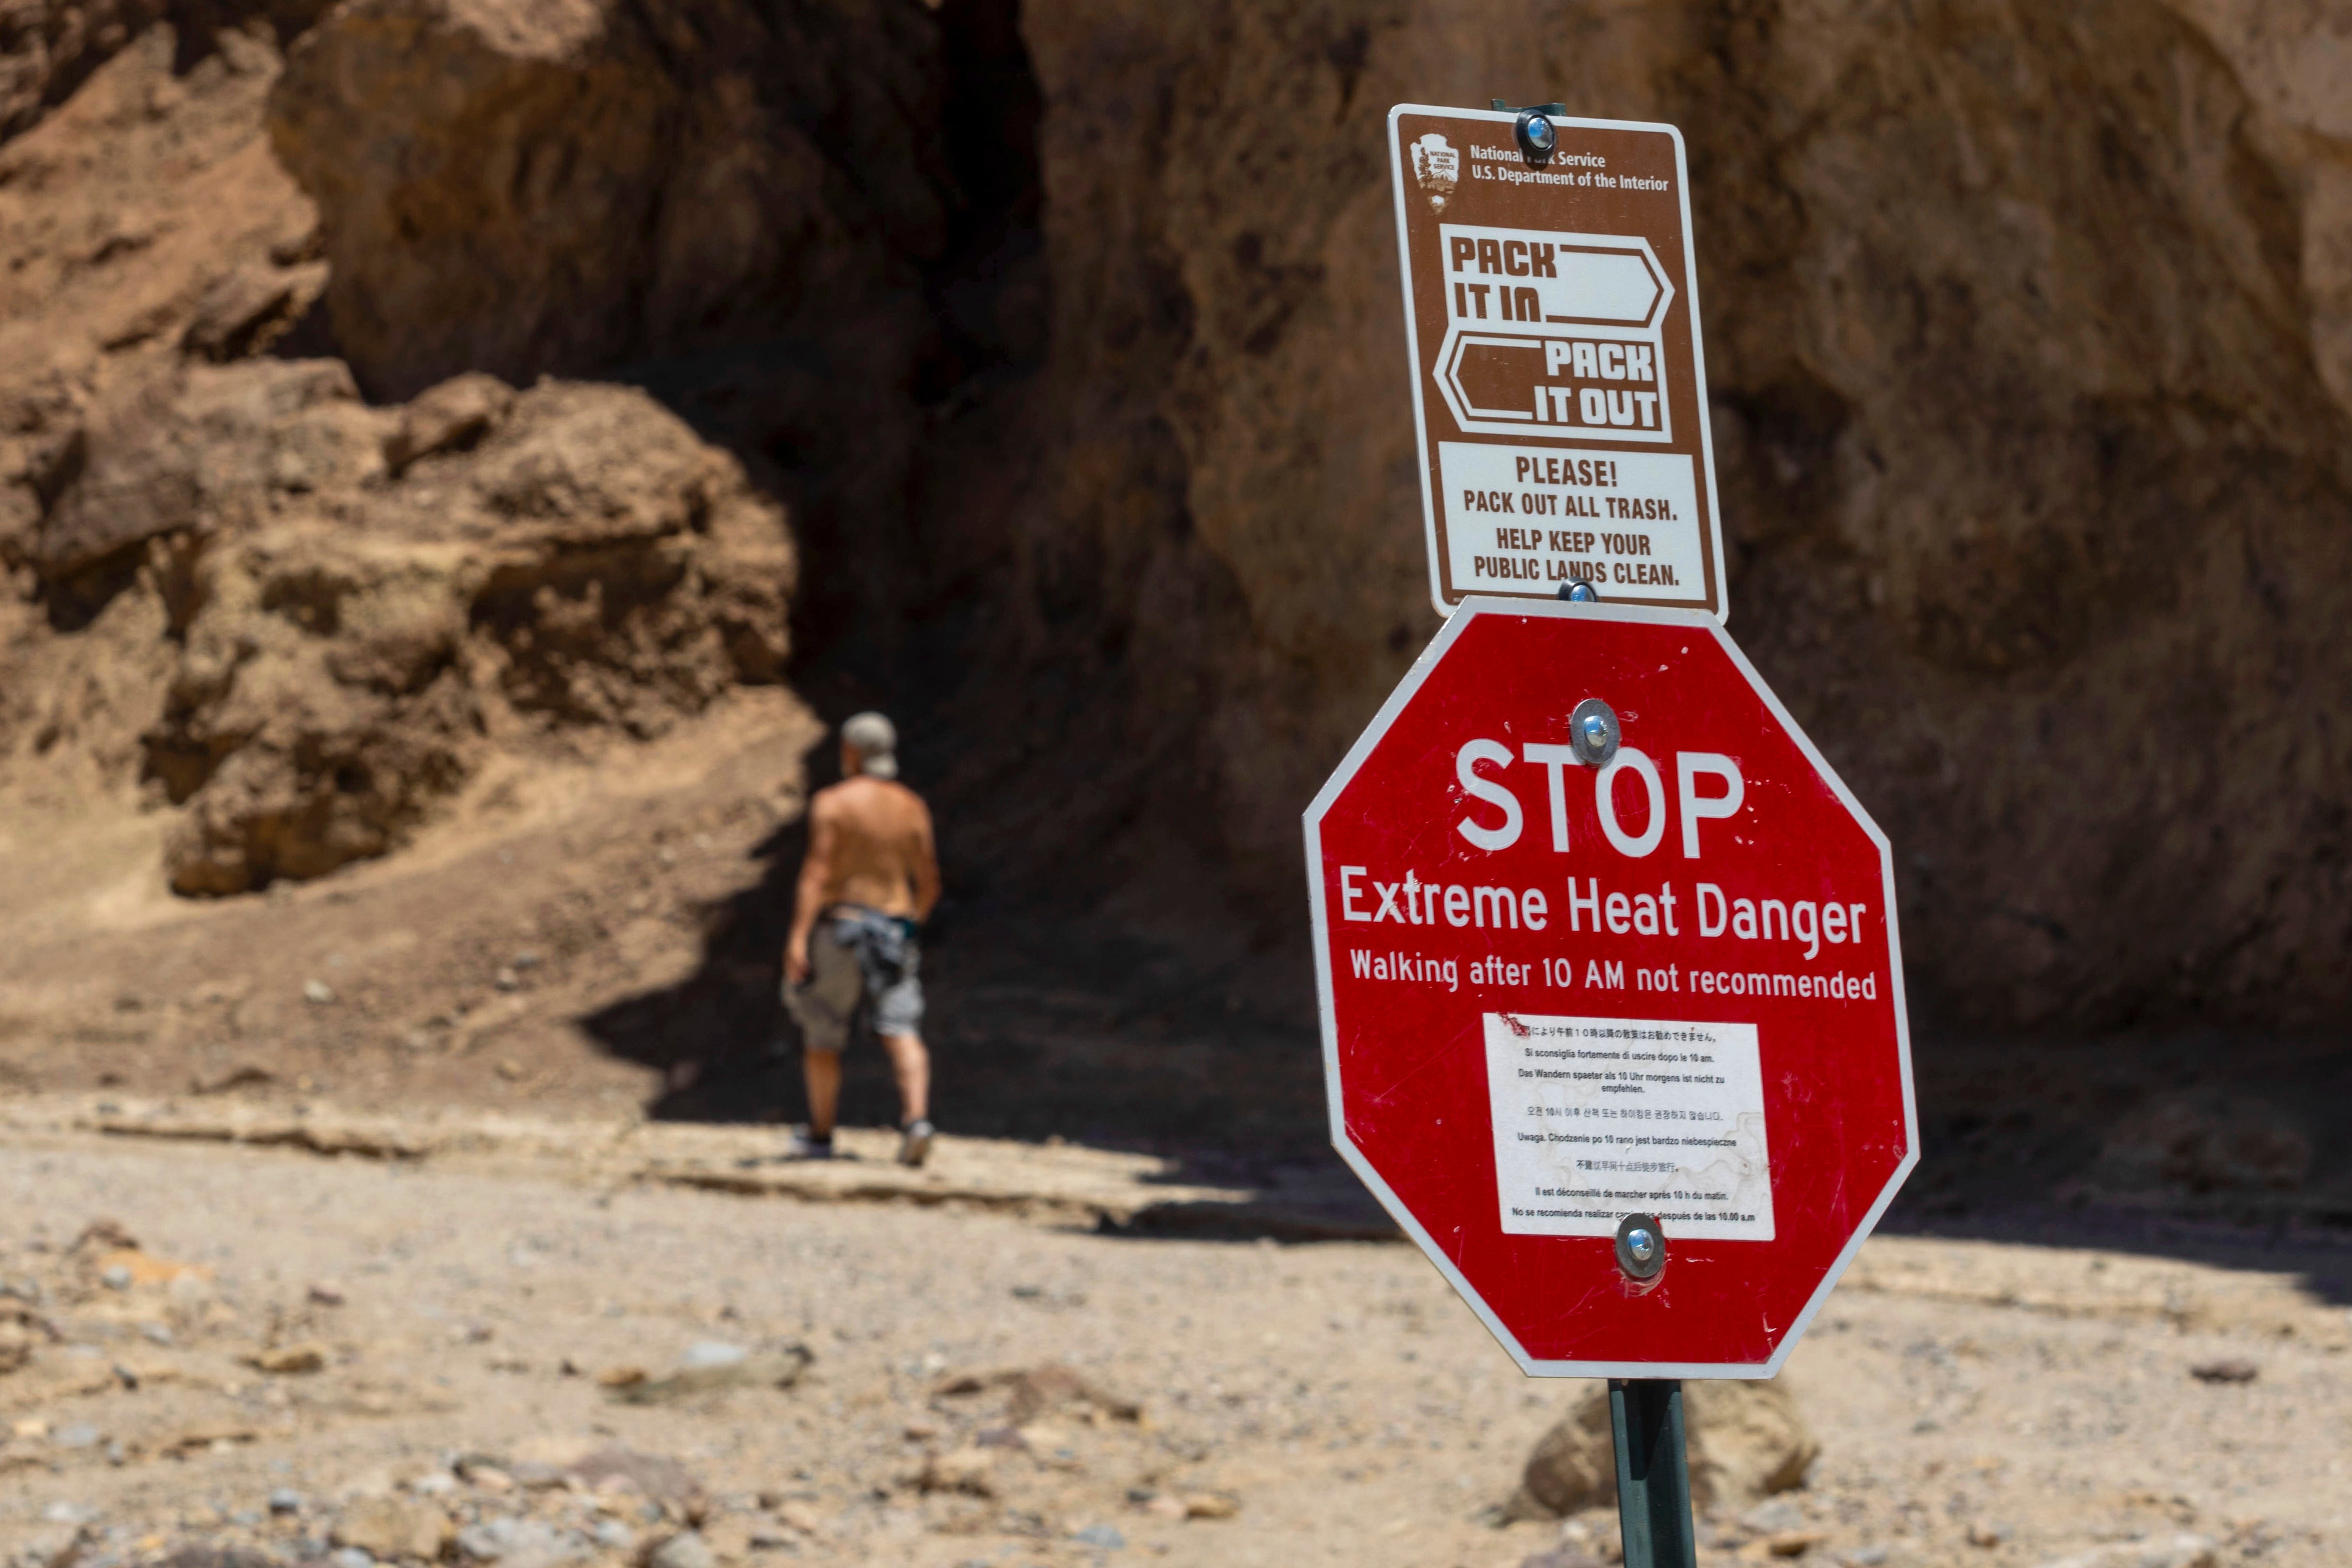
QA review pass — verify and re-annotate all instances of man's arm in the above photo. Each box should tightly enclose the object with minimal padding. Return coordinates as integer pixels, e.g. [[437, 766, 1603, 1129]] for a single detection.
[[910, 798, 941, 922], [785, 797, 837, 983]]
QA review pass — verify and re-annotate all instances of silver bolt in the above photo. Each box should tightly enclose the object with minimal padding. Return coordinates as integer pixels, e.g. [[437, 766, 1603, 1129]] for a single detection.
[[1569, 698, 1619, 767], [1515, 108, 1558, 163], [1615, 1212, 1666, 1280]]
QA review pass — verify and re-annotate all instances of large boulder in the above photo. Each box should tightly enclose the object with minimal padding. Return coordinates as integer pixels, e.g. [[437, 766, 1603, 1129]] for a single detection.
[[1507, 1379, 1819, 1519], [144, 372, 794, 894]]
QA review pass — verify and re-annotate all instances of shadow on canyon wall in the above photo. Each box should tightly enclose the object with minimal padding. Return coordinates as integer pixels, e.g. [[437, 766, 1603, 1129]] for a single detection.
[[555, 0, 2352, 1252]]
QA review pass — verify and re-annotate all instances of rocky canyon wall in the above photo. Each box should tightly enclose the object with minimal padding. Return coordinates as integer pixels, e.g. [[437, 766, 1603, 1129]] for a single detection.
[[2, 0, 2347, 1033], [0, 4, 805, 896], [993, 0, 2352, 1027]]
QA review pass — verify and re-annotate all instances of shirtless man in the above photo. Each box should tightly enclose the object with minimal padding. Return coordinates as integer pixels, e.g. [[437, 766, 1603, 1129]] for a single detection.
[[782, 712, 941, 1166]]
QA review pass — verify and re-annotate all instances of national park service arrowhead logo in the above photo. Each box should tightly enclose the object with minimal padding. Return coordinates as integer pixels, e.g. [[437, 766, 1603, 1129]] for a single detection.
[[1410, 132, 1459, 213]]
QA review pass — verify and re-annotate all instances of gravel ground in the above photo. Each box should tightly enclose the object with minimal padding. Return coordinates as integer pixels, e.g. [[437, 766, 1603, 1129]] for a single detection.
[[0, 1125, 2345, 1568]]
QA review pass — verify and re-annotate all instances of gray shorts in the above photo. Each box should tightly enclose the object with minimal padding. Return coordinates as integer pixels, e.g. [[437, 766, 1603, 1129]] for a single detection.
[[784, 908, 923, 1053]]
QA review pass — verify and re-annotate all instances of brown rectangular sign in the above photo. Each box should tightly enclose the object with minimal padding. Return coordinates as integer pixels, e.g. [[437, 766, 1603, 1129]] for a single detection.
[[1388, 106, 1726, 620]]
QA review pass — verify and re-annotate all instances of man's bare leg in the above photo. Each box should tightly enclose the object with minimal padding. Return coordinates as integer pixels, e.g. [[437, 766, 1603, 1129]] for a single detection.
[[802, 1049, 844, 1141], [883, 1032, 933, 1167], [880, 1033, 930, 1126]]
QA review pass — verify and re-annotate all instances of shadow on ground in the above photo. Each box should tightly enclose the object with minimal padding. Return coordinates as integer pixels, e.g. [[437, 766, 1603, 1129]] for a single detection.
[[577, 826, 1330, 1168], [1877, 1029, 2352, 1301], [577, 791, 2352, 1289]]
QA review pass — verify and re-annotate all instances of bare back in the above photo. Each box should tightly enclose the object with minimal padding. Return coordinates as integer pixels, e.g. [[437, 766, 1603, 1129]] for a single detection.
[[802, 776, 939, 920]]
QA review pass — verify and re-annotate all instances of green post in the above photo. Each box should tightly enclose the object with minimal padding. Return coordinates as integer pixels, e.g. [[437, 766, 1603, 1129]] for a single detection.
[[1609, 1378, 1697, 1568]]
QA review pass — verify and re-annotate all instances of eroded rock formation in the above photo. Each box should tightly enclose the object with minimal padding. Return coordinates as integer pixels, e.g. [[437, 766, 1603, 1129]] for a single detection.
[[2, 0, 2348, 1032], [992, 0, 2352, 1025], [142, 369, 791, 894], [264, 0, 949, 401], [0, 11, 794, 896]]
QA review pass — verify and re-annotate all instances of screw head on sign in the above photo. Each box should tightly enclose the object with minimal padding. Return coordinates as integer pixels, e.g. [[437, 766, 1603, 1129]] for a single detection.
[[1515, 109, 1557, 165], [1615, 1213, 1667, 1281], [1569, 697, 1620, 767], [1557, 579, 1600, 603]]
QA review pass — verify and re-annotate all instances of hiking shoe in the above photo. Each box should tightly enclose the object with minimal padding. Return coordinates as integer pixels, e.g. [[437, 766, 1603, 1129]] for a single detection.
[[897, 1120, 934, 1168], [786, 1128, 835, 1160]]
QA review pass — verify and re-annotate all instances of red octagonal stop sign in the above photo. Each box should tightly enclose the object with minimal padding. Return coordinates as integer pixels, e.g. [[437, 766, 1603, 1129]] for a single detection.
[[1305, 598, 1916, 1377]]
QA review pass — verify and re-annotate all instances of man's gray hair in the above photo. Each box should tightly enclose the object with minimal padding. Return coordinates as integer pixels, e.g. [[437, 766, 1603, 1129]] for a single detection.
[[841, 711, 898, 778]]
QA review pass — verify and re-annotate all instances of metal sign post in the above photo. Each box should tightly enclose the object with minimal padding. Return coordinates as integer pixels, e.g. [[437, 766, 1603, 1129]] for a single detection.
[[1323, 100, 1917, 1560], [1611, 1379, 1697, 1568]]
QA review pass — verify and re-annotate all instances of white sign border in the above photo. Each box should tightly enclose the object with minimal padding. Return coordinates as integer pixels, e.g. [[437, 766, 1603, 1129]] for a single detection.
[[1387, 105, 1731, 625], [1303, 596, 1916, 1378]]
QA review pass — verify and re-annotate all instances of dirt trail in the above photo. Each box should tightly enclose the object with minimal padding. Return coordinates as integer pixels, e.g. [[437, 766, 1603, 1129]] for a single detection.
[[0, 1111, 2344, 1568]]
